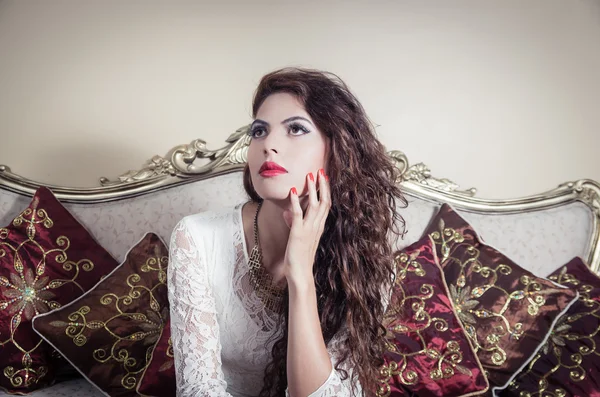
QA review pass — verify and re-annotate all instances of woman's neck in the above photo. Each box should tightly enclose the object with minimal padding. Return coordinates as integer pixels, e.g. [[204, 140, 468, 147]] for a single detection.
[[243, 199, 295, 284], [258, 199, 290, 266]]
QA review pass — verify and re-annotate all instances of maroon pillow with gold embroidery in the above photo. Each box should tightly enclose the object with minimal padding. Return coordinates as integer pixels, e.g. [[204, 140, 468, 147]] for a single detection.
[[424, 204, 579, 393], [136, 317, 175, 397], [0, 187, 119, 394], [502, 257, 600, 396], [32, 233, 169, 397], [376, 234, 489, 397]]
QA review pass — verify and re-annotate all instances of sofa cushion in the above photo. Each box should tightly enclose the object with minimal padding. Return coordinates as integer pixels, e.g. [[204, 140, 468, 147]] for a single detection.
[[377, 234, 489, 397], [33, 233, 169, 397], [504, 257, 600, 396], [0, 187, 119, 394], [424, 204, 579, 393], [136, 317, 175, 397]]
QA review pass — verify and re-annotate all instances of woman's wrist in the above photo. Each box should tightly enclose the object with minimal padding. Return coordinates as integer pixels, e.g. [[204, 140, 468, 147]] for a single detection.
[[285, 268, 315, 295]]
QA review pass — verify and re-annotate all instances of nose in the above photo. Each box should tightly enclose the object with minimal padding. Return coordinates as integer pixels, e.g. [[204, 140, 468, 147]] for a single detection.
[[262, 130, 281, 155]]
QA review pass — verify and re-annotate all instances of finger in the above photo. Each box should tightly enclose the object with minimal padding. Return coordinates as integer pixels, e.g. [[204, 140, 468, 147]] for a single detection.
[[305, 172, 319, 221], [317, 168, 332, 221], [282, 209, 293, 229], [289, 187, 303, 227], [314, 173, 331, 234]]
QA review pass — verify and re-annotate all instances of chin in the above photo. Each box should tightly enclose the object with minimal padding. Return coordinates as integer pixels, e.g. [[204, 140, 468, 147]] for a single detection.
[[255, 190, 290, 202], [253, 183, 292, 202]]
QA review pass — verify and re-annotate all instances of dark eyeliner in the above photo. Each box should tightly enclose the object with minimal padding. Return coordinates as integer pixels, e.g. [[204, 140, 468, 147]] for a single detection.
[[248, 126, 266, 138], [288, 122, 310, 134]]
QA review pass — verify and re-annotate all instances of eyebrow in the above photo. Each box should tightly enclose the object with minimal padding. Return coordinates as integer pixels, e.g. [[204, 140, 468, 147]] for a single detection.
[[251, 116, 315, 129]]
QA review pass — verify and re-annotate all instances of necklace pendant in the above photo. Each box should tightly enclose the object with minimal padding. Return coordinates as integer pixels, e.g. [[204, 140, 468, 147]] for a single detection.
[[248, 201, 285, 314]]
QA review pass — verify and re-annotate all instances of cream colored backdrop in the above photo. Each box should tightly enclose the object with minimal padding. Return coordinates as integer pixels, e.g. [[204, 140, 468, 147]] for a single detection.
[[0, 0, 598, 198]]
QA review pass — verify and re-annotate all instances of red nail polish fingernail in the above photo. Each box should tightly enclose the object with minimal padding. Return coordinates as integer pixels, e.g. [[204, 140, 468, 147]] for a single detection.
[[325, 175, 329, 182], [309, 172, 314, 181], [291, 187, 297, 195], [319, 169, 325, 177]]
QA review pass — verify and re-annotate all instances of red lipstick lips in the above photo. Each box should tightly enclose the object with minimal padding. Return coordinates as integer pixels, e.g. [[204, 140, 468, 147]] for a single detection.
[[259, 161, 287, 177]]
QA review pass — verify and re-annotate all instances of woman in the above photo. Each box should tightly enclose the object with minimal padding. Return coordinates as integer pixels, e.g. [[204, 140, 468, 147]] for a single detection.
[[168, 68, 406, 397]]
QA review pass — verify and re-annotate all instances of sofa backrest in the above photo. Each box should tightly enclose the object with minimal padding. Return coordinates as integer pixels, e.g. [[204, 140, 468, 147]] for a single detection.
[[1, 128, 598, 277]]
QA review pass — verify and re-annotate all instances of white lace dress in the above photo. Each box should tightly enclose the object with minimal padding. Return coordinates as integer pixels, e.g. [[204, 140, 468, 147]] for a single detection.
[[167, 203, 361, 397]]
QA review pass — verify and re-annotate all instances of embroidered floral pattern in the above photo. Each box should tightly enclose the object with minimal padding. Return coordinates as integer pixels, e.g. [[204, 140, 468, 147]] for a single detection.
[[424, 204, 578, 390], [541, 315, 571, 355], [47, 244, 169, 391], [432, 218, 464, 263], [0, 195, 104, 390], [507, 260, 600, 397], [383, 249, 471, 382], [136, 314, 175, 396], [377, 237, 488, 397], [449, 284, 479, 325], [377, 361, 404, 397], [159, 336, 174, 373], [430, 220, 544, 367], [1, 269, 59, 321]]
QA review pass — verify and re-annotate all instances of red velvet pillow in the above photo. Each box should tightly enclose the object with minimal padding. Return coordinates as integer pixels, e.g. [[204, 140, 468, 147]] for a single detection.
[[503, 257, 600, 396], [32, 233, 169, 397], [136, 317, 175, 397], [424, 204, 579, 393], [0, 187, 119, 394], [377, 234, 489, 397]]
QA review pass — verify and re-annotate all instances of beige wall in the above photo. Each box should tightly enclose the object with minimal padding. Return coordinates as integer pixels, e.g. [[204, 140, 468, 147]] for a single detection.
[[0, 0, 598, 198]]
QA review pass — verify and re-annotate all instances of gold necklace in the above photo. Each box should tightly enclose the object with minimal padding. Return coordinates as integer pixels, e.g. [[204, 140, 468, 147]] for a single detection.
[[248, 201, 285, 313]]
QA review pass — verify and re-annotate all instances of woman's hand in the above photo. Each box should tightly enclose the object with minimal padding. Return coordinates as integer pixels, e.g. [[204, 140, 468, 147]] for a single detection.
[[282, 168, 331, 285]]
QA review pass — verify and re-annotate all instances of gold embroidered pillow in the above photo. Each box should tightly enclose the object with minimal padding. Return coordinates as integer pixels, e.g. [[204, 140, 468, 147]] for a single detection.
[[136, 317, 175, 397], [32, 233, 169, 397], [504, 257, 600, 396], [424, 204, 579, 393], [377, 234, 489, 397], [0, 187, 119, 394]]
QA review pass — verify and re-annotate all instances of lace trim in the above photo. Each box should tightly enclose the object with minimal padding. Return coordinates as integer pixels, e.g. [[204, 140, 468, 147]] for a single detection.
[[168, 219, 231, 396]]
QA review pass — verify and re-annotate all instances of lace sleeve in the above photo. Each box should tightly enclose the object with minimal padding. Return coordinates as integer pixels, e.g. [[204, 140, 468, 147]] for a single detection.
[[168, 219, 233, 397], [285, 335, 362, 397]]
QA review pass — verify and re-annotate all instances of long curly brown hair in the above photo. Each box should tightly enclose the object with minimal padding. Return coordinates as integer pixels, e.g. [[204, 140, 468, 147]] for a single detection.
[[243, 68, 407, 396]]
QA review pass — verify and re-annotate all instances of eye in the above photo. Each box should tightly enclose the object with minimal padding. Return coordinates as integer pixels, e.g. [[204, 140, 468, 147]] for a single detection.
[[249, 126, 267, 139], [288, 122, 310, 136]]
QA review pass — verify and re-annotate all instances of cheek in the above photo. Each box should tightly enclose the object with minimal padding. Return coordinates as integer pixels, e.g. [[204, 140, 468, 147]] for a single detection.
[[247, 144, 262, 171], [300, 145, 328, 170], [293, 147, 327, 192]]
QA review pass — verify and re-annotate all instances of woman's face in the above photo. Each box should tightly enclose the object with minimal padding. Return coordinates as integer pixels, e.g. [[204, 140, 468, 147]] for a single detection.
[[247, 92, 329, 202]]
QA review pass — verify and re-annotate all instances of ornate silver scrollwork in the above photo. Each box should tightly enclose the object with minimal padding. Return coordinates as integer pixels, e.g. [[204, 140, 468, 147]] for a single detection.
[[99, 155, 177, 186], [169, 126, 250, 175], [98, 129, 476, 197], [99, 126, 251, 186], [560, 179, 600, 218], [400, 161, 477, 197]]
